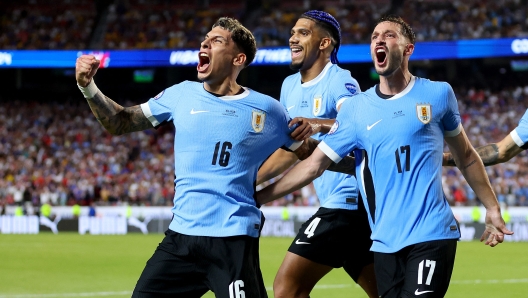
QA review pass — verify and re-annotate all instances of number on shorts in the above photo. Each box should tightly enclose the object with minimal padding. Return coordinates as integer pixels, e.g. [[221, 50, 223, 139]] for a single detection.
[[304, 217, 321, 238], [417, 259, 436, 285], [229, 280, 245, 298]]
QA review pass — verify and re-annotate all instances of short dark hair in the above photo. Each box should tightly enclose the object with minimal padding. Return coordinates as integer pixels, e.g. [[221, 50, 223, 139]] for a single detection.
[[300, 10, 341, 64], [376, 15, 416, 45], [212, 17, 257, 67]]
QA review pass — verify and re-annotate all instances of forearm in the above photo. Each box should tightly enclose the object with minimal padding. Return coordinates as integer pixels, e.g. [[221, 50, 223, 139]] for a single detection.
[[309, 118, 336, 134], [81, 82, 153, 135], [293, 138, 319, 160], [257, 159, 323, 205], [444, 144, 499, 166], [257, 150, 298, 185], [457, 149, 500, 211]]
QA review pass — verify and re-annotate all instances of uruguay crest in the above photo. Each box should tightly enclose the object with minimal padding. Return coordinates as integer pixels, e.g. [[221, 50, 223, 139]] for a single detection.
[[252, 110, 266, 133], [313, 95, 322, 116], [416, 103, 432, 124]]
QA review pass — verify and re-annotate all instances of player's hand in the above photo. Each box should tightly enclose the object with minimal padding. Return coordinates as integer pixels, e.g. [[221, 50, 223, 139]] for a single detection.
[[480, 208, 513, 247], [289, 117, 319, 141], [76, 55, 101, 87]]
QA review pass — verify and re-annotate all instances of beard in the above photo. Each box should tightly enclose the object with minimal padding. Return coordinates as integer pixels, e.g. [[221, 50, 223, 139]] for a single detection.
[[375, 51, 403, 77], [289, 60, 303, 71]]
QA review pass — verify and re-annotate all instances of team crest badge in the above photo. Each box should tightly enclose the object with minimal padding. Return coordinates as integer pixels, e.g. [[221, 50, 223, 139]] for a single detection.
[[416, 103, 432, 124], [313, 95, 322, 116], [252, 110, 266, 133]]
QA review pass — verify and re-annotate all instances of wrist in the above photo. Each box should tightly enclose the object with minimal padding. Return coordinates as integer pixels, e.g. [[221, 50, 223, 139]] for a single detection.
[[77, 80, 99, 98]]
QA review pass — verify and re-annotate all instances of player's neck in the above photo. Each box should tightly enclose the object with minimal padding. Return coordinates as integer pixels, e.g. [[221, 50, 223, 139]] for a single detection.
[[204, 79, 242, 96], [378, 69, 413, 96], [300, 58, 330, 83]]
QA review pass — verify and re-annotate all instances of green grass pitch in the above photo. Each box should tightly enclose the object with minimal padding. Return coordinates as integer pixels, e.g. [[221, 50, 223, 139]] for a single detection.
[[0, 233, 527, 297]]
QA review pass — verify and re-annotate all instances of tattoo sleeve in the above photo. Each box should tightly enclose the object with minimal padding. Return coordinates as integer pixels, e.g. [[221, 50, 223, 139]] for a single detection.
[[475, 144, 499, 166], [86, 92, 153, 135]]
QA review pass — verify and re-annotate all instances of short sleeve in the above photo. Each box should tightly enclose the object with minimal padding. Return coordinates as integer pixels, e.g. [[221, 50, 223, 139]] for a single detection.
[[442, 83, 462, 137], [511, 109, 528, 147], [318, 98, 358, 163], [141, 84, 182, 127]]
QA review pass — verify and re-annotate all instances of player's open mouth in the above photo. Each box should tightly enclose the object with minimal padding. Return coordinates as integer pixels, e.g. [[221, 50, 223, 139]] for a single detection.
[[197, 52, 210, 72], [376, 48, 387, 66], [291, 47, 303, 59]]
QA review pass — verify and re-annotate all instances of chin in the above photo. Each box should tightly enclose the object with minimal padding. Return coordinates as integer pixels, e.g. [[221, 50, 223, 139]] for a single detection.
[[289, 61, 303, 71]]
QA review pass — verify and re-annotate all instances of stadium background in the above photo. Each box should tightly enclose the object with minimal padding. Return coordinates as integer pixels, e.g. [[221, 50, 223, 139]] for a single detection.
[[1, 0, 528, 297]]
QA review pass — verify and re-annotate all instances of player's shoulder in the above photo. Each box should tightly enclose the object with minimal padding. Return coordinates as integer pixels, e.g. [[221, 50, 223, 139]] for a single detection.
[[282, 72, 301, 87], [415, 77, 453, 92]]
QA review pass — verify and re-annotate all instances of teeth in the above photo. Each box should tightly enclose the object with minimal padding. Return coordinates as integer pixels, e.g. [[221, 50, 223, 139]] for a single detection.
[[377, 49, 385, 53], [200, 53, 209, 57], [291, 48, 301, 53]]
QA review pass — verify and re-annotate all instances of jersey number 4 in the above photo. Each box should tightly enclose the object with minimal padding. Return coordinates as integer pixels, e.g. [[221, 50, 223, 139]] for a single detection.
[[212, 141, 232, 167], [395, 145, 411, 173]]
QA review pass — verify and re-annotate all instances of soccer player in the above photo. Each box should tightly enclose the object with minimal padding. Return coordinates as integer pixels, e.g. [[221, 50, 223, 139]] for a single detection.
[[257, 15, 513, 298], [443, 108, 528, 166], [256, 10, 377, 298], [75, 17, 326, 298]]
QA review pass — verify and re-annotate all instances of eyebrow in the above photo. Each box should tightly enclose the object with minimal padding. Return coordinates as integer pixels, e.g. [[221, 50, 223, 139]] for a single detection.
[[205, 34, 228, 41], [372, 29, 398, 37]]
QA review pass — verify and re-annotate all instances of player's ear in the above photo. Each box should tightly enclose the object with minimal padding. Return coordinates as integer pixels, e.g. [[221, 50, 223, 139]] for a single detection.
[[233, 53, 246, 67], [404, 43, 414, 56], [320, 37, 332, 50]]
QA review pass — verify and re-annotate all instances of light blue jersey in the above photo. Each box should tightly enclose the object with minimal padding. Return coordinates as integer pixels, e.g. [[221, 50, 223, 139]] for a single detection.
[[281, 62, 361, 210], [511, 109, 528, 148], [319, 76, 462, 253], [141, 81, 301, 238]]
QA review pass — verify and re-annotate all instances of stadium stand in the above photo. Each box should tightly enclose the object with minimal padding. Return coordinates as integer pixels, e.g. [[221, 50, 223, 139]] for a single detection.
[[1, 0, 528, 212]]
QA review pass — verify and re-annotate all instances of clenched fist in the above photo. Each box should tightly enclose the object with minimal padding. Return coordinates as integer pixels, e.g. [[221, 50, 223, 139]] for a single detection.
[[76, 55, 101, 87]]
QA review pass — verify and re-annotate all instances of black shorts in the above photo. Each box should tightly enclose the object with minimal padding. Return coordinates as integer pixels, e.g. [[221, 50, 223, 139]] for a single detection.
[[374, 239, 457, 298], [132, 229, 267, 298], [288, 201, 373, 282]]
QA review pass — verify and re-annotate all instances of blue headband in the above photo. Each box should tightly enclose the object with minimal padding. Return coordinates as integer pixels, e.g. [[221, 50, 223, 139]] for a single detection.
[[301, 10, 341, 64]]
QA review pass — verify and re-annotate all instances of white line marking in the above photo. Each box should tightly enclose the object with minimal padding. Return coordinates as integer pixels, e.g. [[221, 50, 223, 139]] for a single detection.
[[2, 279, 528, 297]]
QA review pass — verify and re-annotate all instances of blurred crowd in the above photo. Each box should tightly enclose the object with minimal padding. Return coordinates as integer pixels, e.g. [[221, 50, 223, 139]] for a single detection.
[[1, 0, 528, 50], [0, 85, 527, 212], [0, 100, 176, 213]]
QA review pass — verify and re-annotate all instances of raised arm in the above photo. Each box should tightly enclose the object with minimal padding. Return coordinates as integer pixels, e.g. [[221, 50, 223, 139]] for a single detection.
[[289, 117, 336, 141], [444, 127, 513, 246], [75, 55, 153, 135]]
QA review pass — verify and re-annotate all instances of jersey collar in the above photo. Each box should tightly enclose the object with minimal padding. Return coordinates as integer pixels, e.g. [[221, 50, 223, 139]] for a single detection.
[[301, 62, 333, 88]]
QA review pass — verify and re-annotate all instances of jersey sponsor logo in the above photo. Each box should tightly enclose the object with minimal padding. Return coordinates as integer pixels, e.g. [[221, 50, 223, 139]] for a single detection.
[[153, 90, 165, 100], [251, 110, 266, 133], [345, 83, 357, 94], [415, 289, 434, 296], [295, 239, 310, 245], [190, 108, 209, 114], [367, 119, 382, 130], [287, 105, 295, 111], [328, 120, 339, 134], [416, 103, 432, 124], [313, 95, 322, 116]]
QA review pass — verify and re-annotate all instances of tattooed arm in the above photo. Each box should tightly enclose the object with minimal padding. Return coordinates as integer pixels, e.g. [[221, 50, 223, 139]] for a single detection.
[[443, 133, 525, 166], [85, 94, 153, 135], [75, 55, 153, 135], [444, 126, 512, 246]]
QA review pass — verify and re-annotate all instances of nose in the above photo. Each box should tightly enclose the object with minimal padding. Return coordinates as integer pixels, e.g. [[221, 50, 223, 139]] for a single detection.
[[289, 33, 298, 45], [201, 38, 210, 49]]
